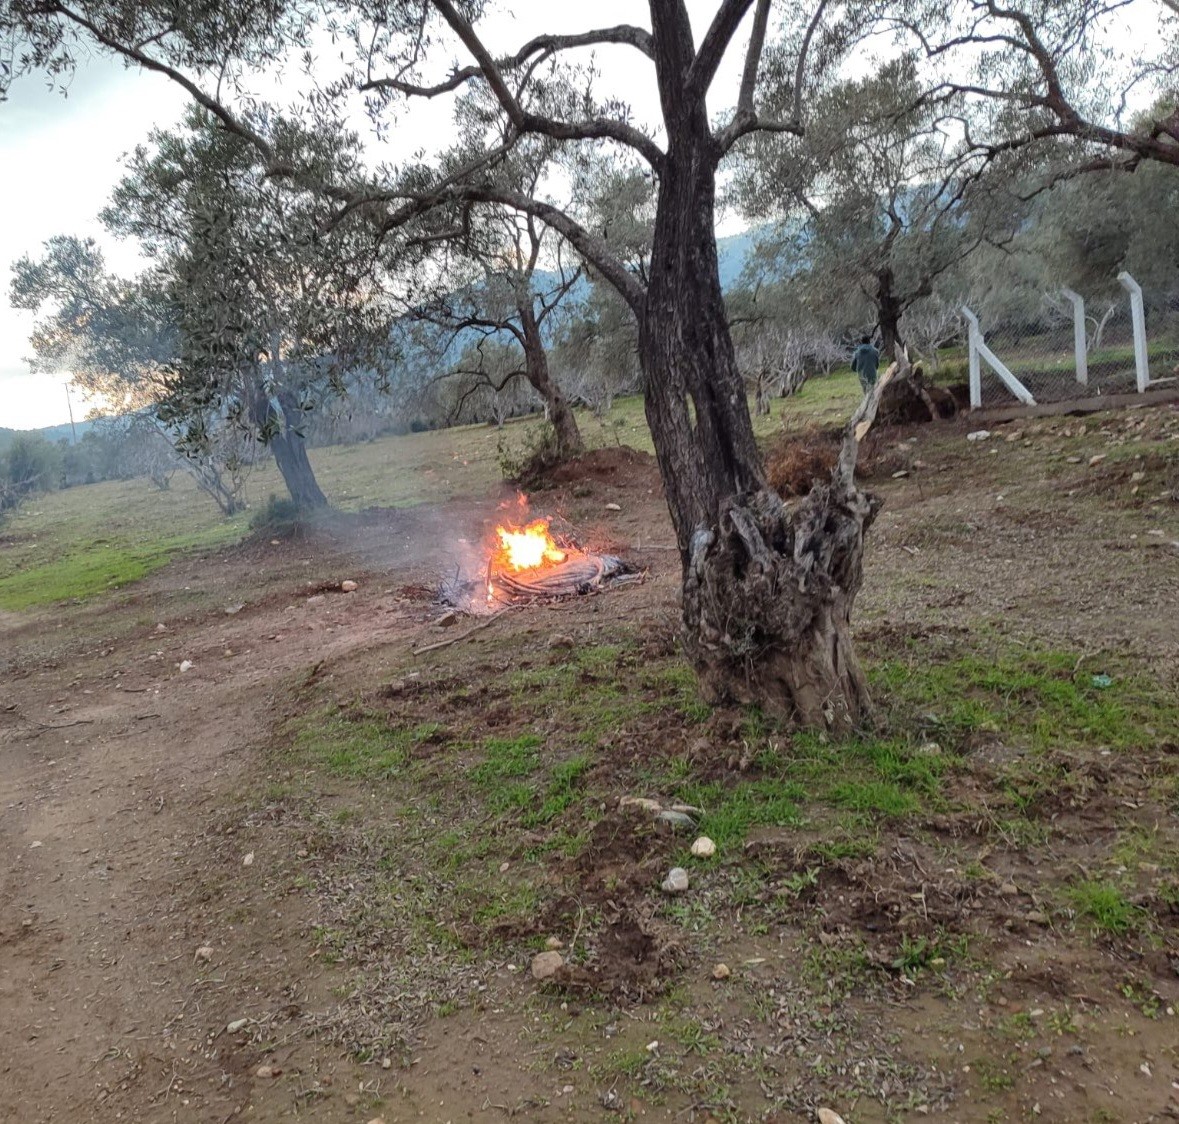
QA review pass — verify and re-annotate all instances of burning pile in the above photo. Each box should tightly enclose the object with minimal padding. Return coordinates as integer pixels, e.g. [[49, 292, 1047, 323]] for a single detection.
[[486, 517, 632, 603]]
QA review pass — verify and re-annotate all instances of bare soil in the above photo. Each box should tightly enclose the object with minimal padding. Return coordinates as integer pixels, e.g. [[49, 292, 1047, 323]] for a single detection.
[[2, 408, 1178, 1123]]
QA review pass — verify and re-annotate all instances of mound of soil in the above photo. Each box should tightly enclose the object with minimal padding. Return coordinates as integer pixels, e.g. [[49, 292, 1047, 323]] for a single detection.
[[544, 446, 662, 491], [765, 425, 904, 498]]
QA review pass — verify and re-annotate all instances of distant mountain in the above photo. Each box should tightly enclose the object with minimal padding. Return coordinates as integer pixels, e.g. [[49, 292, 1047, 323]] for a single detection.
[[716, 229, 761, 290], [0, 420, 95, 453]]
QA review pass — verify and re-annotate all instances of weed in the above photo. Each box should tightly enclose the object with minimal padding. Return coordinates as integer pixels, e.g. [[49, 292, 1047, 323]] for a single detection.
[[1067, 880, 1144, 935]]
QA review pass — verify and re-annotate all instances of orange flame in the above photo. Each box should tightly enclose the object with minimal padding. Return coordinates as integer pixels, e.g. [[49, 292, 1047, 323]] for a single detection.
[[494, 519, 566, 571]]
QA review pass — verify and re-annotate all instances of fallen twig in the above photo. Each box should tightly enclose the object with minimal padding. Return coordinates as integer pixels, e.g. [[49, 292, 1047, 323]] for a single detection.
[[412, 610, 509, 655]]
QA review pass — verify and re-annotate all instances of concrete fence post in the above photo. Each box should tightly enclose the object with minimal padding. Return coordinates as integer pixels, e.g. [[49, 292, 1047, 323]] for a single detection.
[[1061, 288, 1088, 387], [961, 306, 1035, 407], [963, 306, 982, 408], [1117, 271, 1150, 393]]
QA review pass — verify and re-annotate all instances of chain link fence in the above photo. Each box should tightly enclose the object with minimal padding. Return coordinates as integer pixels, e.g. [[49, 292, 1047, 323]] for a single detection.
[[963, 277, 1179, 409]]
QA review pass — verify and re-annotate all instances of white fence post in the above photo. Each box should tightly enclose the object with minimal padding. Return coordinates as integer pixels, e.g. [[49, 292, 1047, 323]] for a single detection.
[[1117, 271, 1150, 393], [962, 305, 1036, 407], [1061, 288, 1088, 387], [963, 306, 982, 408]]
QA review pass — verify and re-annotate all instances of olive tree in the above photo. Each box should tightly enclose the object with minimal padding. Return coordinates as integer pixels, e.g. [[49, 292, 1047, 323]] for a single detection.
[[4, 1, 906, 726]]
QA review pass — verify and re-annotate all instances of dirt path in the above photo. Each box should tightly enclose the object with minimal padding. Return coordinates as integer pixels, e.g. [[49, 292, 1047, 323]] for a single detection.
[[0, 538, 443, 1123]]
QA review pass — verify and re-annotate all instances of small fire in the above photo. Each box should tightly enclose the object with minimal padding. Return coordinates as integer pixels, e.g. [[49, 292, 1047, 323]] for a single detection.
[[494, 518, 566, 572]]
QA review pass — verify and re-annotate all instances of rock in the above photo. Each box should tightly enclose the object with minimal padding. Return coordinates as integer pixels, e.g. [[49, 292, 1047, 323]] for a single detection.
[[195, 945, 214, 962], [670, 804, 704, 816], [657, 810, 696, 830], [242, 852, 255, 867], [270, 539, 282, 546], [966, 430, 991, 442], [498, 861, 510, 873], [306, 594, 325, 606], [817, 1110, 848, 1124], [891, 469, 909, 478], [1026, 910, 1050, 925], [29, 840, 43, 849], [255, 1064, 281, 1078], [225, 603, 244, 615], [155, 623, 168, 633], [604, 502, 622, 512], [435, 610, 459, 628], [343, 1093, 360, 1107], [380, 1057, 392, 1069], [661, 867, 689, 894], [690, 836, 716, 858], [226, 1018, 249, 1033], [531, 950, 564, 981], [711, 963, 731, 980], [1065, 455, 1082, 464], [999, 881, 1018, 895], [545, 936, 565, 951], [341, 579, 359, 593], [548, 634, 575, 650], [1088, 454, 1106, 467], [1131, 470, 1146, 482], [178, 660, 194, 673], [618, 796, 662, 813]]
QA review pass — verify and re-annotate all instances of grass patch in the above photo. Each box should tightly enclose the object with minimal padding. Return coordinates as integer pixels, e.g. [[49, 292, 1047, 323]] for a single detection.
[[674, 777, 805, 851], [0, 521, 241, 610], [873, 646, 1179, 752], [472, 733, 543, 783], [524, 753, 593, 827], [292, 712, 442, 779], [1066, 880, 1145, 936]]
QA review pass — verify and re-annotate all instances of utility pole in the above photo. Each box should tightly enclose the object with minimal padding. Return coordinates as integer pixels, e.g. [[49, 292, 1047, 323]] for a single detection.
[[64, 382, 77, 444]]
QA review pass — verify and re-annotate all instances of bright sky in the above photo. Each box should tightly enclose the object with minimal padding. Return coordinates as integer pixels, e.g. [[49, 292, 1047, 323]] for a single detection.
[[1, 61, 189, 428]]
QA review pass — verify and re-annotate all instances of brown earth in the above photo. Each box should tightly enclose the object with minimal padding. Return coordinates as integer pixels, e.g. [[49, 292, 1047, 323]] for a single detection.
[[2, 408, 1178, 1123]]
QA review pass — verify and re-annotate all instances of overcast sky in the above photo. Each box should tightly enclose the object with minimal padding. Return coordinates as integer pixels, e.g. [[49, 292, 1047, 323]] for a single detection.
[[1, 60, 189, 428]]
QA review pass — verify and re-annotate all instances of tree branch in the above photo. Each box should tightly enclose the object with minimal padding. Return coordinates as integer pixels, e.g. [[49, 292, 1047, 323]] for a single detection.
[[382, 184, 646, 320], [686, 0, 756, 103], [51, 3, 276, 171], [361, 23, 654, 95]]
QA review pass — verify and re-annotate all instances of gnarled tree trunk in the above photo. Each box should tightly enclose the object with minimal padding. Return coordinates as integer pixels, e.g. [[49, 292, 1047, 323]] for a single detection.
[[639, 8, 886, 728], [520, 304, 583, 458]]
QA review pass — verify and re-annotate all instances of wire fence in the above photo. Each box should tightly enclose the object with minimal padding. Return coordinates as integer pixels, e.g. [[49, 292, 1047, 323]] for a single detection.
[[963, 277, 1179, 409]]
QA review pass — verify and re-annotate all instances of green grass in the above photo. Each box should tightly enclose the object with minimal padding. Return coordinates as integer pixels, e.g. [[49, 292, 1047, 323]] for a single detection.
[[471, 733, 543, 783], [664, 730, 946, 853], [292, 712, 443, 779], [1066, 880, 1145, 936], [0, 514, 242, 610], [872, 646, 1179, 753], [525, 753, 593, 827], [677, 777, 806, 851]]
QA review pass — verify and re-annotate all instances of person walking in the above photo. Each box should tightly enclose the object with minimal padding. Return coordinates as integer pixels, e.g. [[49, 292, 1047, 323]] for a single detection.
[[851, 335, 880, 395]]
